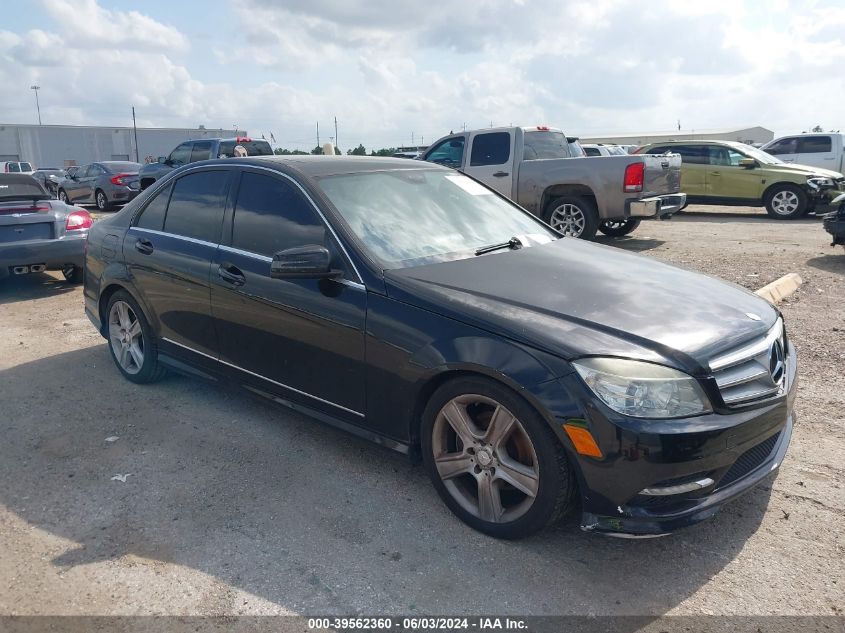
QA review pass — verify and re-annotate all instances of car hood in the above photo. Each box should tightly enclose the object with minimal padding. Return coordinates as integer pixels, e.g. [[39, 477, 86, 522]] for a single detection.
[[763, 162, 843, 179], [384, 239, 778, 375]]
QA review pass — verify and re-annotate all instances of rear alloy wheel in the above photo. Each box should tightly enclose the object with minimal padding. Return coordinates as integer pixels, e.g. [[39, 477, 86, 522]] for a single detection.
[[58, 189, 69, 204], [106, 291, 166, 384], [95, 189, 110, 211], [765, 184, 808, 219], [422, 377, 576, 539], [599, 218, 641, 237], [545, 196, 599, 240]]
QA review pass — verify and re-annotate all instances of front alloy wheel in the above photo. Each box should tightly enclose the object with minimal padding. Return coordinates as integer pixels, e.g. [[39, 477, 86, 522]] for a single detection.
[[422, 377, 576, 539], [96, 190, 109, 211], [765, 185, 807, 219], [58, 190, 68, 203]]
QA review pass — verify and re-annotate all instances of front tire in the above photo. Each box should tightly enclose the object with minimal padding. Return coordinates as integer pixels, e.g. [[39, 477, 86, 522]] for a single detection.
[[765, 184, 808, 219], [105, 291, 166, 384], [599, 218, 641, 237], [58, 189, 69, 204], [421, 376, 577, 539], [544, 196, 599, 240]]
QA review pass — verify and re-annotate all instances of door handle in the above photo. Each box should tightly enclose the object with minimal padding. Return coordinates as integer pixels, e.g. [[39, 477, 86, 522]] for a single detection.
[[218, 263, 245, 286], [492, 171, 509, 177], [134, 238, 154, 255]]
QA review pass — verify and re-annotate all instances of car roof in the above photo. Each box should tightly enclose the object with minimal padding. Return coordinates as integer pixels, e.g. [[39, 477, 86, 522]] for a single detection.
[[645, 140, 744, 148], [222, 155, 448, 178]]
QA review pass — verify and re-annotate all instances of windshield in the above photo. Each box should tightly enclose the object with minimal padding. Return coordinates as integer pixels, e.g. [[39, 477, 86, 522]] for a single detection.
[[737, 144, 783, 164], [523, 131, 570, 160], [318, 169, 557, 268]]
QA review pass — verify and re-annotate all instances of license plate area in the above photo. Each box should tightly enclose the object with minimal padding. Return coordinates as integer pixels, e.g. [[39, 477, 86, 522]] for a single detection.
[[0, 223, 53, 243]]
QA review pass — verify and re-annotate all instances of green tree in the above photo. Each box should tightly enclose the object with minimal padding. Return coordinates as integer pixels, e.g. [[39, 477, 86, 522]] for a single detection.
[[349, 143, 367, 156]]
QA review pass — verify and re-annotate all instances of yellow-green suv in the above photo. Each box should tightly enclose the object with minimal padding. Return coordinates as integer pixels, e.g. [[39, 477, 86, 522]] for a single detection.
[[637, 140, 845, 219]]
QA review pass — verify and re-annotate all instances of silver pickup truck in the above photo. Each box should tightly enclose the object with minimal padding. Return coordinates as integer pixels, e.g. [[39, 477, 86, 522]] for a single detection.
[[422, 126, 686, 239]]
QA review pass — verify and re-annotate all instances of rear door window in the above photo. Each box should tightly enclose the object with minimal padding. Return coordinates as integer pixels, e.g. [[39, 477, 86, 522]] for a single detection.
[[190, 141, 213, 163], [134, 184, 172, 231], [469, 132, 511, 166], [231, 172, 325, 257], [7, 163, 21, 172], [671, 145, 708, 164], [797, 136, 832, 154], [20, 162, 33, 171], [163, 170, 231, 243]]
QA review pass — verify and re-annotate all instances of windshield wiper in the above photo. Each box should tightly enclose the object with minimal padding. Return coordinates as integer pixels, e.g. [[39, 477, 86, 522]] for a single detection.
[[474, 236, 523, 256]]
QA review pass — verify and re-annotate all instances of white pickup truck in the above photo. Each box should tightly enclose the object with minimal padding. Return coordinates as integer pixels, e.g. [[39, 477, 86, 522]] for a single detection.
[[762, 133, 845, 173], [422, 126, 686, 239]]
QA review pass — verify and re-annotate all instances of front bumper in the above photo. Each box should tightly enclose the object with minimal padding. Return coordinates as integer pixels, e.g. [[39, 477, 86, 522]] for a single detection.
[[822, 204, 845, 246], [0, 234, 86, 279], [627, 193, 687, 219], [532, 343, 797, 536]]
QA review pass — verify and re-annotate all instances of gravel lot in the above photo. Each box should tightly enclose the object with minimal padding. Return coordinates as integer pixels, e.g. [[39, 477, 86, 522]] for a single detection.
[[0, 205, 842, 617]]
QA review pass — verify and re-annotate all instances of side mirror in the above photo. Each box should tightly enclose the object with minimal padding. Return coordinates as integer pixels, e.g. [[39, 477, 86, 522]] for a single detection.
[[157, 156, 166, 164], [270, 245, 339, 279], [739, 158, 757, 168]]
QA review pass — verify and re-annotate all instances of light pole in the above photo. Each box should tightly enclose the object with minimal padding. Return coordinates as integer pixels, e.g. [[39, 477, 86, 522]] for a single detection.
[[30, 85, 42, 125]]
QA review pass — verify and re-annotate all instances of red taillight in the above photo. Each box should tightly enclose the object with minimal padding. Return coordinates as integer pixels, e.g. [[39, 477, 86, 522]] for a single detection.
[[66, 209, 93, 231], [110, 173, 132, 186], [236, 136, 252, 143], [0, 204, 50, 214], [536, 126, 550, 131], [623, 162, 645, 193]]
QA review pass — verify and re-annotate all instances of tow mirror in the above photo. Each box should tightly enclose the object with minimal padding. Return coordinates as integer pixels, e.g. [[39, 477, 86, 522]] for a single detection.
[[270, 245, 340, 279], [739, 158, 757, 168]]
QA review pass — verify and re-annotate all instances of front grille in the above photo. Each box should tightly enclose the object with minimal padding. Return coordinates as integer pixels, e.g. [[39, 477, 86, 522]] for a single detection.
[[717, 432, 780, 489], [709, 319, 787, 407]]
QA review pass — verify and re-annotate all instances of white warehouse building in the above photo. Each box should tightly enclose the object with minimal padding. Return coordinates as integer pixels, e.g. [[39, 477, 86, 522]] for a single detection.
[[0, 123, 246, 168], [578, 126, 774, 147]]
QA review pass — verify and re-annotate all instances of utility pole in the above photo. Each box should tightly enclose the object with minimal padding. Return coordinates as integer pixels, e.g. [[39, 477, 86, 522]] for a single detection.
[[30, 85, 42, 125], [334, 116, 338, 152], [316, 121, 320, 149], [131, 106, 140, 163]]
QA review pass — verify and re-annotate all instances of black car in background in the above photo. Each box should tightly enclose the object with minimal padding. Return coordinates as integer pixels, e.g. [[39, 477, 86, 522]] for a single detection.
[[58, 161, 142, 211], [0, 173, 91, 282], [83, 156, 796, 539]]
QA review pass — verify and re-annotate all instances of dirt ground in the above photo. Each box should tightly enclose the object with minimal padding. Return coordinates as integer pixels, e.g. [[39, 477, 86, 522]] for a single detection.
[[0, 205, 842, 617]]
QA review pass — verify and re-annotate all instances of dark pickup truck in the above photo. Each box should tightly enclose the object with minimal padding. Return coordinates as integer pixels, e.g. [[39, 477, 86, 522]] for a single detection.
[[139, 137, 272, 190]]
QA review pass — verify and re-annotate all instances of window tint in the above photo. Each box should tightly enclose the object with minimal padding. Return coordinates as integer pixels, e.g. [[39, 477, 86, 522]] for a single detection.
[[708, 146, 746, 166], [765, 137, 797, 155], [135, 183, 172, 231], [584, 147, 601, 157], [667, 145, 708, 164], [20, 162, 33, 171], [7, 162, 21, 172], [425, 137, 465, 167], [218, 140, 273, 157], [190, 141, 213, 162], [647, 146, 669, 154], [163, 170, 230, 243], [232, 172, 325, 256], [797, 136, 832, 154], [469, 132, 511, 166], [168, 143, 191, 166]]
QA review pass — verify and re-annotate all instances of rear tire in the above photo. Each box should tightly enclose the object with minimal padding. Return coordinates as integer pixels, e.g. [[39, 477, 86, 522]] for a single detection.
[[599, 218, 641, 237], [765, 184, 808, 219], [62, 265, 84, 283], [58, 189, 69, 204], [95, 189, 111, 211], [105, 290, 166, 384], [544, 196, 599, 240], [421, 376, 577, 539]]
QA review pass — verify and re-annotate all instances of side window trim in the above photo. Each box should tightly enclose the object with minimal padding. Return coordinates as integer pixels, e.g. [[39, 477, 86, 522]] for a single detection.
[[224, 165, 363, 284]]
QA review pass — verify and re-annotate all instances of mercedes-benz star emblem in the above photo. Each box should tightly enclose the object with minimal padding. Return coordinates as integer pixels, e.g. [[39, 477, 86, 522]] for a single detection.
[[769, 339, 785, 385]]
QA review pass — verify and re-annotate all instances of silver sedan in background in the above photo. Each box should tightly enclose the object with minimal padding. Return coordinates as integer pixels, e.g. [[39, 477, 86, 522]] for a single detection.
[[57, 161, 142, 211]]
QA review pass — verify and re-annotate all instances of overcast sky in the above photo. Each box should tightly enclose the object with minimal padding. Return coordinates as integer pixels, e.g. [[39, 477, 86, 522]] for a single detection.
[[1, 0, 843, 150]]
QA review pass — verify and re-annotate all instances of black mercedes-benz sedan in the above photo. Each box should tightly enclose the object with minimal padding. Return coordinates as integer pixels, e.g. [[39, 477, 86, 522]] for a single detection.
[[83, 156, 796, 539]]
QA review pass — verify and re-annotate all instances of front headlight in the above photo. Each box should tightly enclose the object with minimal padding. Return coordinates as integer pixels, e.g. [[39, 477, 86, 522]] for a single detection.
[[807, 176, 834, 189], [572, 357, 712, 419]]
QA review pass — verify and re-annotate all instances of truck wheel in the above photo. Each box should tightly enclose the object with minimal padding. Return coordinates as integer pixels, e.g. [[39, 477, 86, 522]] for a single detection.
[[599, 218, 641, 237], [765, 184, 808, 219], [545, 196, 599, 240]]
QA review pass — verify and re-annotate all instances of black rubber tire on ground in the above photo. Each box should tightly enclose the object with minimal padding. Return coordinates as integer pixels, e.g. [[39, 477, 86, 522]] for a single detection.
[[764, 184, 808, 219], [421, 375, 577, 539], [62, 265, 84, 283], [599, 218, 641, 237], [105, 290, 167, 384], [95, 189, 111, 211], [58, 189, 69, 204], [543, 196, 600, 240]]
